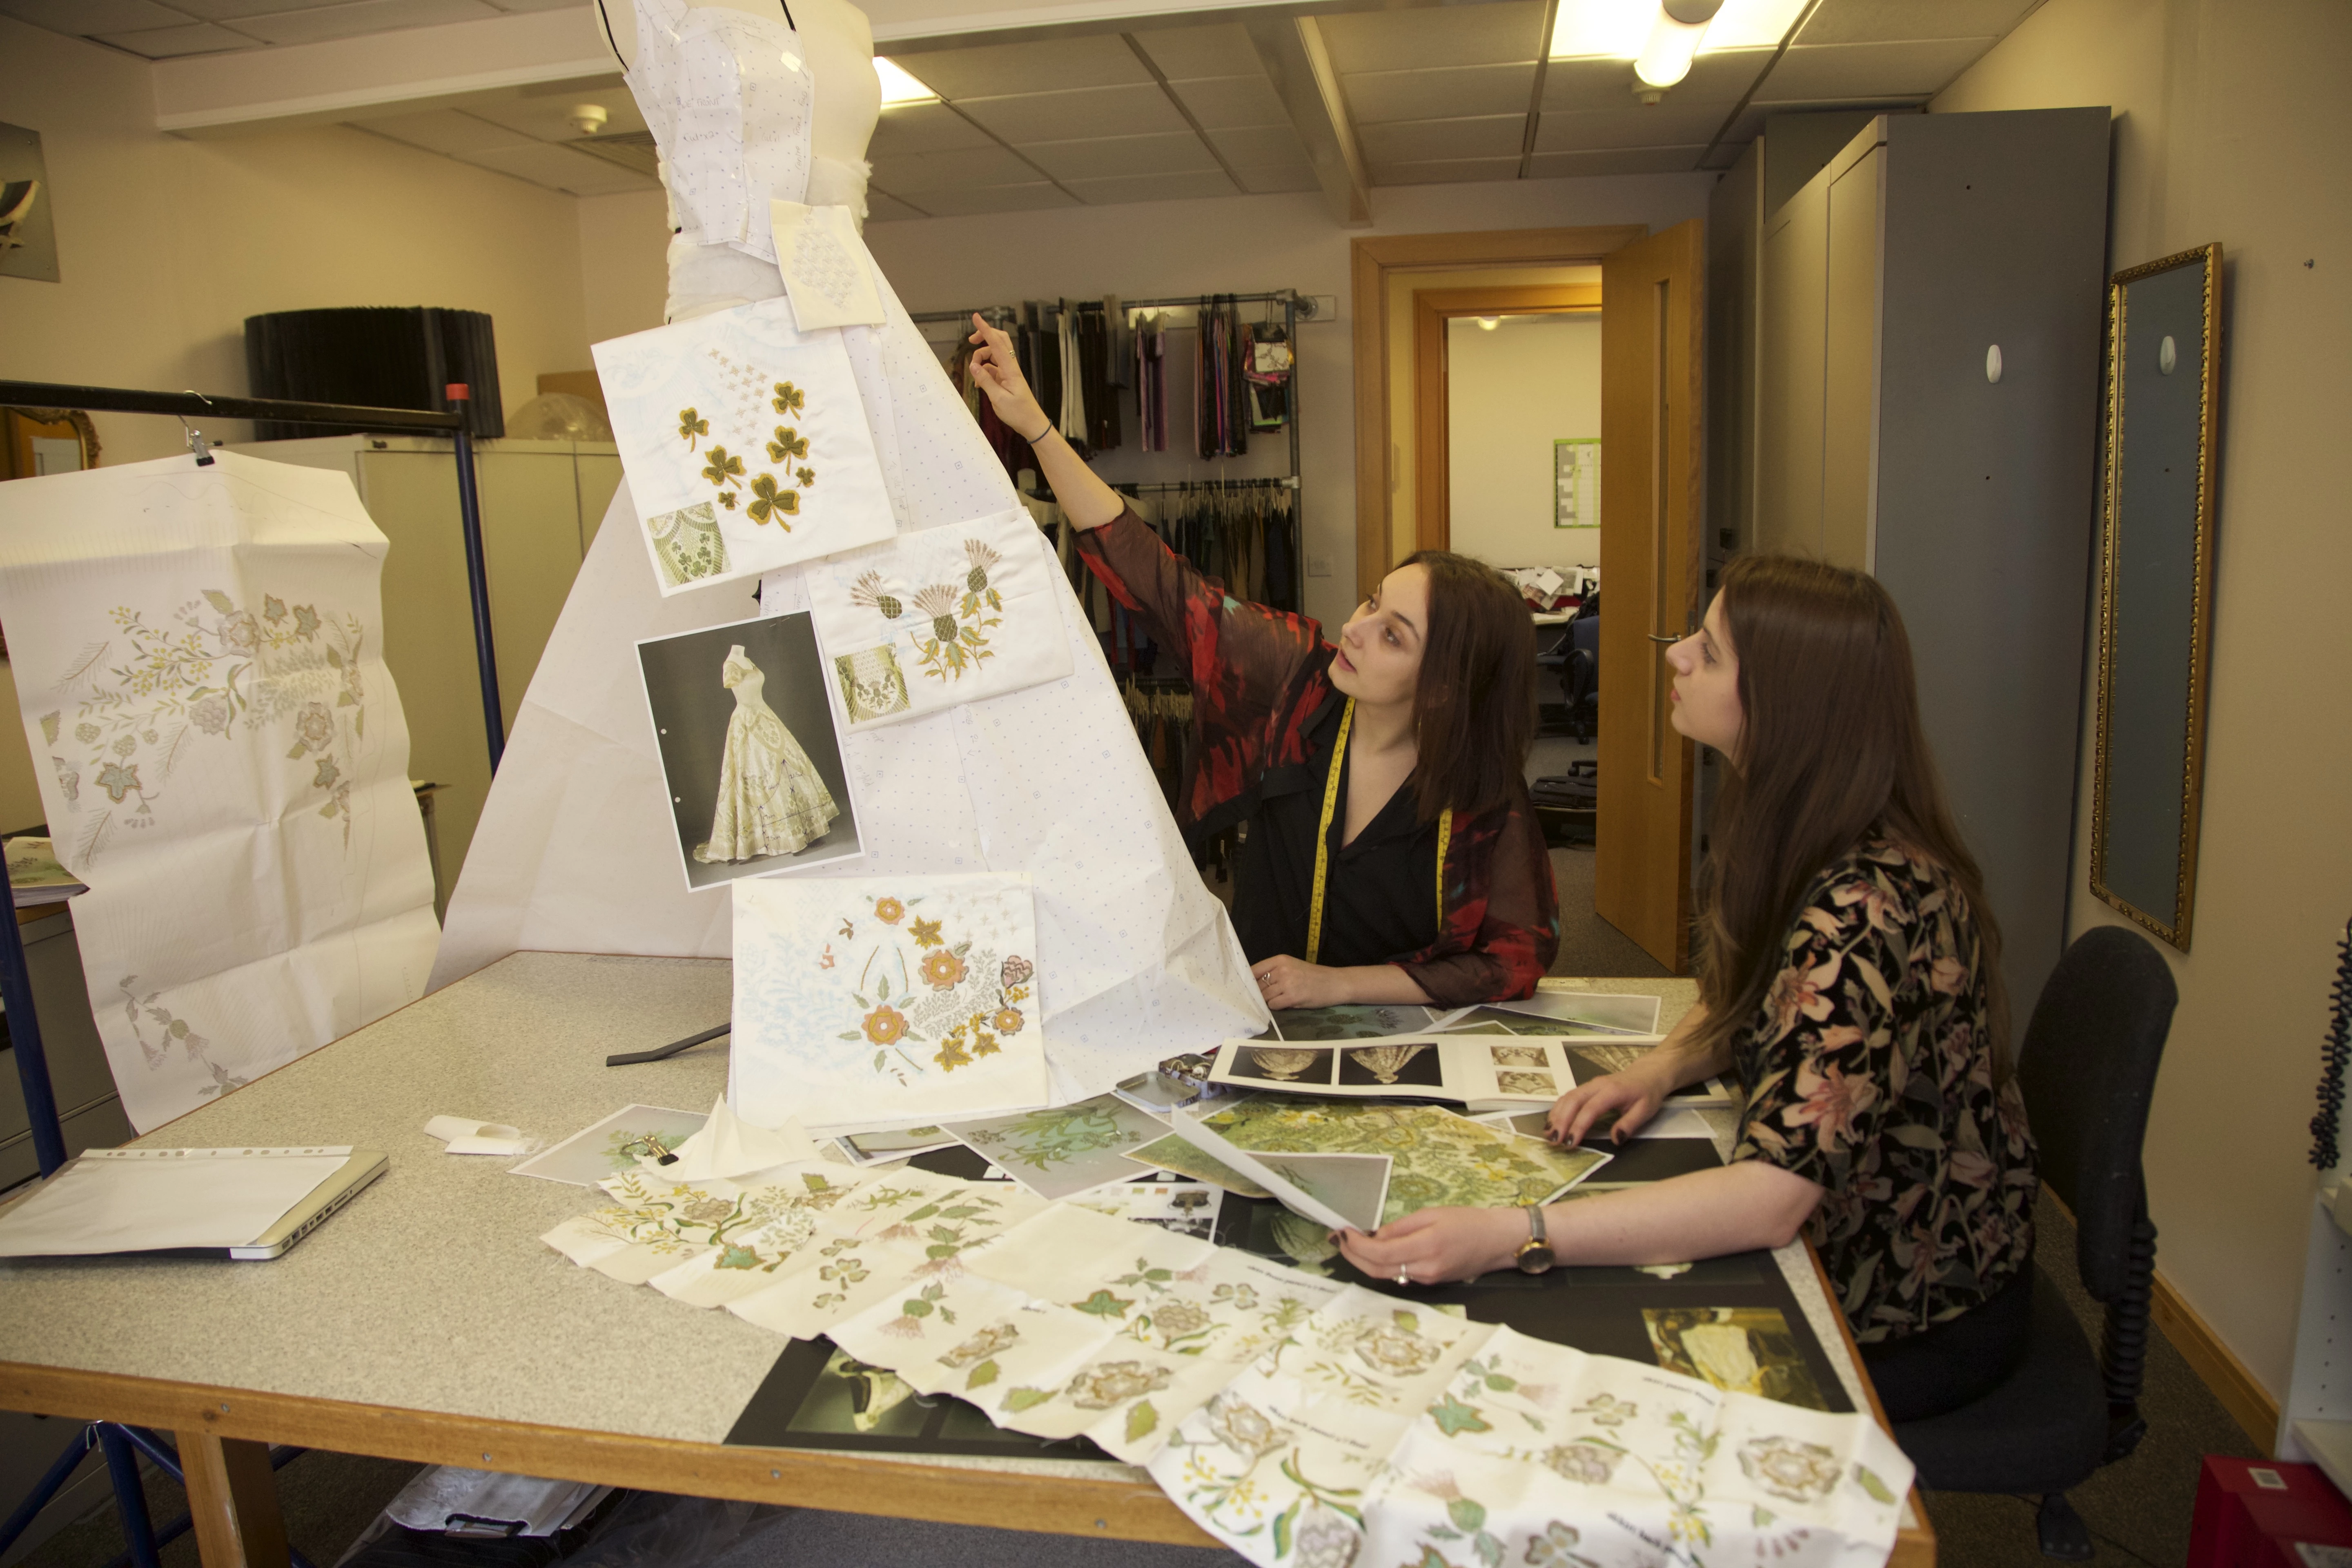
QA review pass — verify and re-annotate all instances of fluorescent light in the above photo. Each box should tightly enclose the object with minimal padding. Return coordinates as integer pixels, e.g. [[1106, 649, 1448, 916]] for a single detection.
[[1699, 0, 1809, 48], [1477, 317, 1501, 330], [1550, 0, 1654, 58], [1634, 12, 1707, 86], [874, 57, 938, 105]]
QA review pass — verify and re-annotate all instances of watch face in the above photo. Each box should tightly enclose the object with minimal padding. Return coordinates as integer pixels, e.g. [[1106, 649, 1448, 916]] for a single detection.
[[1516, 1242, 1555, 1275]]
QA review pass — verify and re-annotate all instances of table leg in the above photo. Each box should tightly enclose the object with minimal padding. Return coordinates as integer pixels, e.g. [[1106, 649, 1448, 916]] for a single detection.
[[175, 1432, 290, 1568], [97, 1426, 160, 1568]]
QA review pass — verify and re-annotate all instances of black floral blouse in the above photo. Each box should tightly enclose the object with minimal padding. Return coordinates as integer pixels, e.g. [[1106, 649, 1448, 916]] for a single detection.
[[1731, 837, 2038, 1344]]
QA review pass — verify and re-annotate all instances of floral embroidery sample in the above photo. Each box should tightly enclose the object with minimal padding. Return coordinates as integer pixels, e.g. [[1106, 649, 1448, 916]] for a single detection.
[[0, 450, 438, 1135], [731, 873, 1049, 1132], [802, 507, 1074, 728], [594, 294, 896, 596]]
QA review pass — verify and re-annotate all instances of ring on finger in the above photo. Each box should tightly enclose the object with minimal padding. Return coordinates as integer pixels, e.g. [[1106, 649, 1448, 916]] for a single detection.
[[1394, 1267, 1410, 1286]]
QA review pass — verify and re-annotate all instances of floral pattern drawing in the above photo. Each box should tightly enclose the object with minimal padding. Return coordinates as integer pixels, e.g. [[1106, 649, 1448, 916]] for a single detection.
[[731, 873, 1050, 1131], [593, 294, 897, 596], [116, 978, 242, 1102], [948, 1092, 1174, 1201], [46, 588, 369, 865], [802, 508, 1073, 728]]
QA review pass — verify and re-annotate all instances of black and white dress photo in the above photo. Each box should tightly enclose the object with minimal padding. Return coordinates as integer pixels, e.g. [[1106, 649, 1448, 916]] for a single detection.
[[637, 613, 863, 889]]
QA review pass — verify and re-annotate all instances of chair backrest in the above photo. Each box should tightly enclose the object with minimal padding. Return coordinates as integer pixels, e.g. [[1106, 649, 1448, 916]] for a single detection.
[[2015, 924, 2179, 1302]]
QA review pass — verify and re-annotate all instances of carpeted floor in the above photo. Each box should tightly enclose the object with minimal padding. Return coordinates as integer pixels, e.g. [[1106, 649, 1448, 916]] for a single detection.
[[1547, 842, 1672, 980], [14, 1185, 2262, 1568]]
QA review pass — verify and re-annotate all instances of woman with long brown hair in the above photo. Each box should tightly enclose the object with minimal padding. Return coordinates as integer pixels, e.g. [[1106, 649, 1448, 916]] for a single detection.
[[964, 316, 1557, 1006], [1341, 555, 2040, 1421]]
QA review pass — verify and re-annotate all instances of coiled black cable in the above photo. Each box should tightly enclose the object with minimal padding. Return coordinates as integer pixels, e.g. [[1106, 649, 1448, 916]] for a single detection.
[[2311, 917, 2352, 1171]]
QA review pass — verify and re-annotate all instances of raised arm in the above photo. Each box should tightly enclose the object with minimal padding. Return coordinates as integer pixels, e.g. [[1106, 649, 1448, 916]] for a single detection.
[[966, 314, 1123, 529]]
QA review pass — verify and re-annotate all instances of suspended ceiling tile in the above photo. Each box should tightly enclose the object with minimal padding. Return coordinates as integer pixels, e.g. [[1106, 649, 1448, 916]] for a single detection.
[[569, 135, 658, 177], [478, 0, 584, 11], [1167, 74, 1286, 131], [1020, 129, 1218, 181], [1205, 124, 1310, 167], [1543, 46, 1772, 112], [350, 107, 540, 154], [92, 20, 260, 55], [1762, 37, 1993, 99], [456, 140, 650, 194], [1342, 62, 1535, 125], [1064, 169, 1240, 205], [1713, 97, 1919, 146], [888, 34, 1152, 100], [909, 181, 1080, 218], [868, 101, 998, 157], [1797, 0, 2045, 45], [0, 0, 189, 31], [1233, 163, 1320, 195], [223, 0, 499, 46], [462, 92, 646, 141], [958, 83, 1185, 144], [1533, 100, 1723, 152], [1370, 154, 1523, 186], [1318, 2, 1546, 76], [165, 0, 380, 16], [1129, 22, 1254, 82], [1357, 114, 1526, 166], [868, 144, 1043, 193], [1526, 145, 1706, 178], [865, 188, 932, 223]]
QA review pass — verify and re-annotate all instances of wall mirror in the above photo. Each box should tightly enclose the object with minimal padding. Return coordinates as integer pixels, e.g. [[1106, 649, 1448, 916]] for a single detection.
[[2090, 243, 2222, 950]]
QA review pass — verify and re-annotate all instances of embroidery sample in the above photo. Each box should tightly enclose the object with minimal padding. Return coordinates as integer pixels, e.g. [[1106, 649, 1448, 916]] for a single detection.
[[511, 1103, 713, 1188], [595, 295, 896, 597], [802, 508, 1074, 728], [0, 452, 437, 1131], [767, 200, 887, 330], [732, 874, 1049, 1131]]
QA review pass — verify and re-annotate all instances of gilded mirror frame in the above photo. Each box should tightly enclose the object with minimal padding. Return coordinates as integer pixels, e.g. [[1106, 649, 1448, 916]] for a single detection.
[[2089, 243, 2222, 950]]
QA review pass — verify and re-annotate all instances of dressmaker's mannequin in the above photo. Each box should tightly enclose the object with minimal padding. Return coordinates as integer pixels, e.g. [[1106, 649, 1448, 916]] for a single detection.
[[597, 0, 882, 320]]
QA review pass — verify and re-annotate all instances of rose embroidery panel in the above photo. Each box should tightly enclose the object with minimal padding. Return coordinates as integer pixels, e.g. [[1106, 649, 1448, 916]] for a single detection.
[[802, 507, 1073, 728], [0, 452, 437, 1132], [594, 295, 897, 597], [731, 874, 1050, 1132]]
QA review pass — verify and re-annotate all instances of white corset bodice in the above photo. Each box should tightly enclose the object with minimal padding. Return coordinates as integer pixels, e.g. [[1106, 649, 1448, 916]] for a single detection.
[[626, 0, 813, 265]]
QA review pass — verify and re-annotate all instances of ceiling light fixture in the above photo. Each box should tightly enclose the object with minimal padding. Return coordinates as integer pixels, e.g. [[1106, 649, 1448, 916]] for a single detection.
[[1477, 317, 1501, 330], [1633, 0, 1722, 98], [874, 57, 940, 105], [568, 103, 608, 135]]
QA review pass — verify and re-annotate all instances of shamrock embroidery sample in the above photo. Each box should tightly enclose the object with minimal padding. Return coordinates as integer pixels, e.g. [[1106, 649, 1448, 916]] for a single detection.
[[594, 295, 896, 597], [802, 507, 1074, 729], [0, 450, 438, 1134], [731, 873, 1049, 1132]]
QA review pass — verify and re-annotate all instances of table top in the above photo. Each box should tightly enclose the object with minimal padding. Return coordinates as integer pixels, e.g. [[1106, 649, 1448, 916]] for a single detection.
[[0, 957, 1864, 1458]]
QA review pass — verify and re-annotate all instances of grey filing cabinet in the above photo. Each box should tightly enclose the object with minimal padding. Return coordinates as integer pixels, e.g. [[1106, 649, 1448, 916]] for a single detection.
[[0, 911, 134, 1191], [236, 437, 624, 916], [1753, 107, 2111, 1021]]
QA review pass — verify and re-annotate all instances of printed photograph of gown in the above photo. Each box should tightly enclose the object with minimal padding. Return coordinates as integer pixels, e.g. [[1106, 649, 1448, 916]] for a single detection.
[[696, 644, 836, 862], [638, 612, 864, 888]]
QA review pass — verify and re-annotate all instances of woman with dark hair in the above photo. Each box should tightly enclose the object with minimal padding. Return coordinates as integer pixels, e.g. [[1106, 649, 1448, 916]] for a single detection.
[[964, 316, 1557, 1007], [1339, 554, 2039, 1421]]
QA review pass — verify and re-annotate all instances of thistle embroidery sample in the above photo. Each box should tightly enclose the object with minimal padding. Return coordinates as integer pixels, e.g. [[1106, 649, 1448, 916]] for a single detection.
[[802, 508, 1073, 728], [732, 874, 1049, 1131], [0, 452, 437, 1132], [595, 295, 896, 597]]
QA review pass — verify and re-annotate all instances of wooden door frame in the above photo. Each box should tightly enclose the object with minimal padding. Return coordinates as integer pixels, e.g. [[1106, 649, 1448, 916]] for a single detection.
[[1350, 226, 1645, 601], [1411, 283, 1602, 554]]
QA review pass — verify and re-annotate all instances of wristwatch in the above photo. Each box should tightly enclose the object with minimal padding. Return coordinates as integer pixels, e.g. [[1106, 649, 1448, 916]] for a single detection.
[[1514, 1204, 1555, 1275]]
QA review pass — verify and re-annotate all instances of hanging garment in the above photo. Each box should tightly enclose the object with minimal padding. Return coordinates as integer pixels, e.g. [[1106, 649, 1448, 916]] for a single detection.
[[437, 30, 1267, 1104], [695, 644, 840, 862], [0, 452, 439, 1132], [1247, 325, 1292, 431]]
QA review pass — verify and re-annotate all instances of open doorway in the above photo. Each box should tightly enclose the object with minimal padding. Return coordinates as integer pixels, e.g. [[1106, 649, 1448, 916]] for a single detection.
[[1352, 223, 1704, 979]]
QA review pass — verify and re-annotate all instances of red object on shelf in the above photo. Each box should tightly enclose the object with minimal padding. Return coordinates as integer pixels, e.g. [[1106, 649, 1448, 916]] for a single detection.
[[2189, 1457, 2352, 1567], [445, 383, 471, 401]]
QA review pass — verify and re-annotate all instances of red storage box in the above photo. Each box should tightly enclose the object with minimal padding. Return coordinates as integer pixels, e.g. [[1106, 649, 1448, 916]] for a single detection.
[[2189, 1457, 2352, 1568]]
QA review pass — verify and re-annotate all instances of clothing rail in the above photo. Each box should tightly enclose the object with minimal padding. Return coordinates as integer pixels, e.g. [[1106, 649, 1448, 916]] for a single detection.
[[1116, 477, 1299, 492], [0, 378, 506, 1183]]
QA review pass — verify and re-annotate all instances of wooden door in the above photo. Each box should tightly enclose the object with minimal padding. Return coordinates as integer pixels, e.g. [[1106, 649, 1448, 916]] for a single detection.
[[1595, 220, 1704, 971]]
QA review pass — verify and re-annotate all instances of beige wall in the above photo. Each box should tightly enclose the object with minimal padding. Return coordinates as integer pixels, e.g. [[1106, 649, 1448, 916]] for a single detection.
[[0, 17, 597, 837], [853, 177, 1708, 632], [1935, 0, 2352, 1405], [577, 189, 672, 348], [1444, 313, 1601, 572]]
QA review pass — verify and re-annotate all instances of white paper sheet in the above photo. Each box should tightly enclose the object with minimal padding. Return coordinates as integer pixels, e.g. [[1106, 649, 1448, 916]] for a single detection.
[[0, 1146, 350, 1255], [804, 508, 1072, 727], [0, 452, 439, 1131], [596, 297, 898, 595]]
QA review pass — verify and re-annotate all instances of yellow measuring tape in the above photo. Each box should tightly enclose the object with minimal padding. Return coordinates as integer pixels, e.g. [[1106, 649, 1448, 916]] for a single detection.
[[1304, 697, 1452, 963]]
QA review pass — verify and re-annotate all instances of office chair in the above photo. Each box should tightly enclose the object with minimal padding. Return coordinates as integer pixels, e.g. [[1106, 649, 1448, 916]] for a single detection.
[[1891, 924, 2178, 1558]]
